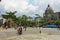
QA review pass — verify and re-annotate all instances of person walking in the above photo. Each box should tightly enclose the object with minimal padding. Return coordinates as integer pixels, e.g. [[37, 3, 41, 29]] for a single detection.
[[17, 25, 23, 35]]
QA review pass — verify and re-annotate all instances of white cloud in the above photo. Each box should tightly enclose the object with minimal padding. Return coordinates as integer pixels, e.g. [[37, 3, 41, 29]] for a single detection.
[[0, 0, 60, 17], [26, 4, 38, 12], [0, 0, 38, 14], [1, 0, 27, 12], [0, 0, 39, 18]]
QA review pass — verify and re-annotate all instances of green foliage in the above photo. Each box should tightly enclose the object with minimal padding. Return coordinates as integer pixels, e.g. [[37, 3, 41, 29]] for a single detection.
[[2, 11, 17, 24], [35, 14, 42, 18], [43, 19, 60, 25], [2, 11, 17, 19], [2, 11, 60, 27]]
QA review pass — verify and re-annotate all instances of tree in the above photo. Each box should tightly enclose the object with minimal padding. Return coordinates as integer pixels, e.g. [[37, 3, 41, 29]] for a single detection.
[[35, 14, 42, 18], [35, 14, 43, 27], [1, 11, 17, 26], [27, 16, 32, 21], [27, 16, 37, 27], [2, 11, 17, 19], [21, 15, 28, 25]]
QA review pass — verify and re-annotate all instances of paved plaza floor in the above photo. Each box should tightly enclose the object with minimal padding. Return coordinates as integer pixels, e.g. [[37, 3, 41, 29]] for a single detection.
[[0, 27, 60, 40]]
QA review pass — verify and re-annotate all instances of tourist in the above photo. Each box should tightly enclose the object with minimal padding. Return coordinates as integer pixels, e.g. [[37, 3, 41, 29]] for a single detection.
[[58, 24, 60, 30], [17, 25, 23, 35], [4, 22, 7, 29]]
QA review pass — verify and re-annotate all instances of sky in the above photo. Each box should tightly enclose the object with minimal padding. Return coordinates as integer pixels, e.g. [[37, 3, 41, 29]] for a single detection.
[[0, 0, 60, 17]]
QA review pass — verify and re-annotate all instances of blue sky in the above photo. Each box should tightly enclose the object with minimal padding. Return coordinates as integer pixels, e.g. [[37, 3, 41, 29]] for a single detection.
[[0, 0, 60, 17]]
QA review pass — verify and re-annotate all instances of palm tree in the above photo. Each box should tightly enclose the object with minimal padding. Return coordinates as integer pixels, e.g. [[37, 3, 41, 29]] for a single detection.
[[22, 15, 28, 31], [2, 11, 17, 19], [27, 16, 33, 21], [35, 14, 42, 27], [22, 15, 27, 24], [35, 14, 42, 18], [1, 11, 17, 28]]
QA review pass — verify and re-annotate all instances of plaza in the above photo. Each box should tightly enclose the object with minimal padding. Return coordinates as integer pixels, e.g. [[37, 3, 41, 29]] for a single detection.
[[0, 27, 60, 40]]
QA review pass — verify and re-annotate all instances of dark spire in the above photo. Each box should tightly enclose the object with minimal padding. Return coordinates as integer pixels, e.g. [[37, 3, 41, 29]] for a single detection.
[[48, 4, 50, 7]]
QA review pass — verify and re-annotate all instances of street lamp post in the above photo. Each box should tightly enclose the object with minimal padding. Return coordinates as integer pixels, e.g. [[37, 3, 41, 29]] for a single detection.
[[37, 18, 41, 34], [37, 18, 40, 27]]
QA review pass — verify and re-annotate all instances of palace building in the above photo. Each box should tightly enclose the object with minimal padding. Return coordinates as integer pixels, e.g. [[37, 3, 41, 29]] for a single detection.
[[43, 5, 60, 21]]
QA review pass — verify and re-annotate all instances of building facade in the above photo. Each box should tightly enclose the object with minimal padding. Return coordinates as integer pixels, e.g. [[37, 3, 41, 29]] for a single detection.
[[43, 5, 60, 21]]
